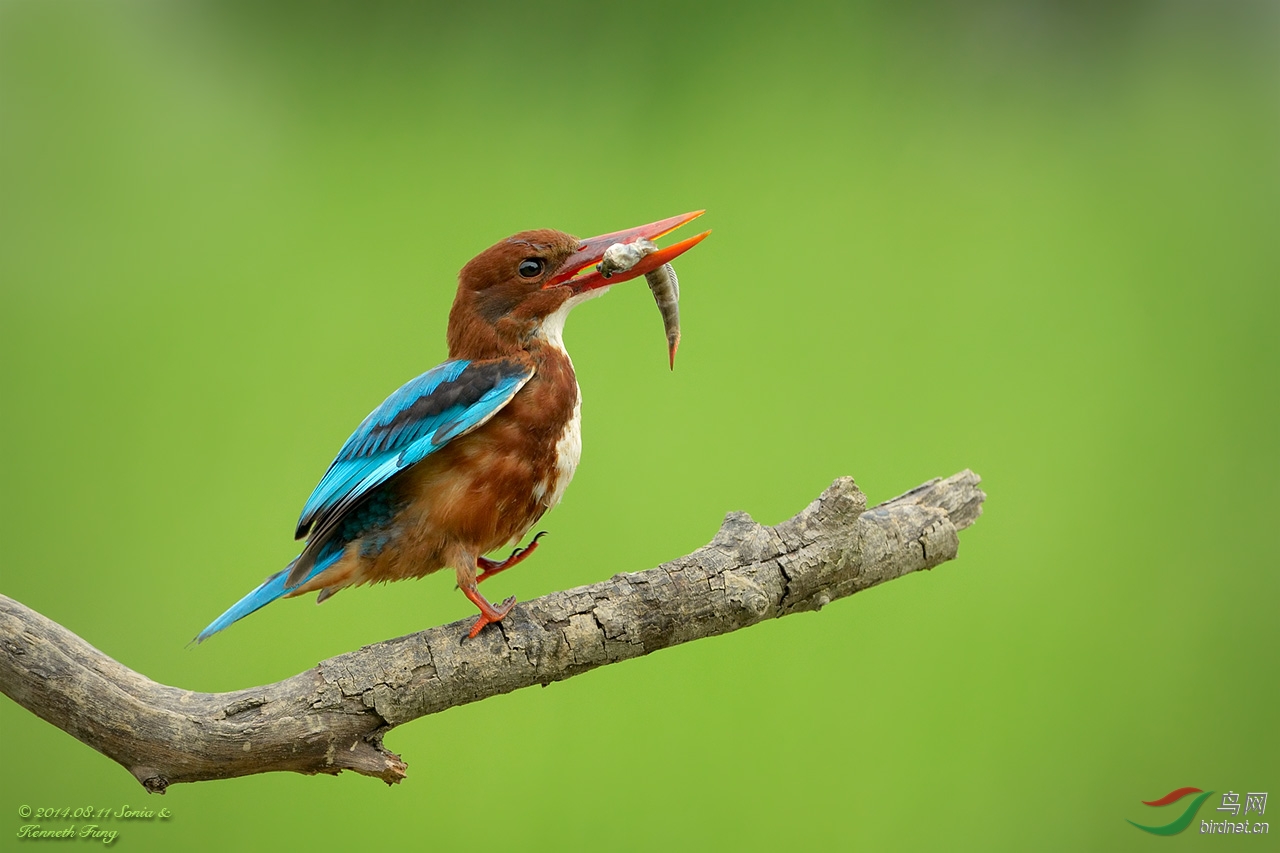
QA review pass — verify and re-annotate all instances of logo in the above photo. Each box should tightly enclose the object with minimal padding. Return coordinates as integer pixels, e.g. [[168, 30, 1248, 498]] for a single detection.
[[1128, 788, 1269, 836], [1128, 788, 1215, 835]]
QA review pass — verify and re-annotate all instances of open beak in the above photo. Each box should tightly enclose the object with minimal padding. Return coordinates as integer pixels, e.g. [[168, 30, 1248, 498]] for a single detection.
[[545, 210, 710, 293]]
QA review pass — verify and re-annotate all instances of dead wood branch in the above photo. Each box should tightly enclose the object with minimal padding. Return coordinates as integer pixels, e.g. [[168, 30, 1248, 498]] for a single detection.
[[0, 470, 984, 792]]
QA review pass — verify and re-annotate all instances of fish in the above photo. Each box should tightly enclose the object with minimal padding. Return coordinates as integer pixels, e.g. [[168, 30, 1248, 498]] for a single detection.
[[598, 238, 657, 278], [597, 238, 682, 369], [644, 262, 680, 370]]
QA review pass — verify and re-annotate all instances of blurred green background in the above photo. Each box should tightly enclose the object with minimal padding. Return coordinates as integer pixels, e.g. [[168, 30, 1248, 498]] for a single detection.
[[1, 1, 1276, 849]]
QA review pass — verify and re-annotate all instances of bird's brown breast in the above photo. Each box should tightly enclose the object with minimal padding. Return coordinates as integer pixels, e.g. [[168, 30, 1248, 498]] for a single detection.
[[382, 345, 579, 572]]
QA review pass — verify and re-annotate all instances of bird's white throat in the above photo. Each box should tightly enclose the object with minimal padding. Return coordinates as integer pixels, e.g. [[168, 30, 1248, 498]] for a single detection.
[[536, 286, 610, 354]]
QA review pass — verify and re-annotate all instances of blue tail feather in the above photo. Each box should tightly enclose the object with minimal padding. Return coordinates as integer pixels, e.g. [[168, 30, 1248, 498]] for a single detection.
[[193, 551, 339, 644]]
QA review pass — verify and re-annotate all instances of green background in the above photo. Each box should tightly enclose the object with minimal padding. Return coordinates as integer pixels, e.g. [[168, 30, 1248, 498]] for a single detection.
[[2, 1, 1275, 849]]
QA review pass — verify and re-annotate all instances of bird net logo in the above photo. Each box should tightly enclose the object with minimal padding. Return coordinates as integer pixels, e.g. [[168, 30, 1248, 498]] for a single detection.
[[1127, 787, 1269, 836]]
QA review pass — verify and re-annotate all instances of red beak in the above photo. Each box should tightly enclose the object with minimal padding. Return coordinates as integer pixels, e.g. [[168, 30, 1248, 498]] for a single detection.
[[545, 210, 710, 293]]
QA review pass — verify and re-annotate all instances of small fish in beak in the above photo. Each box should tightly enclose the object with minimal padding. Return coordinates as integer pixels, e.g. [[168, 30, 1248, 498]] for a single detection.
[[597, 238, 682, 369]]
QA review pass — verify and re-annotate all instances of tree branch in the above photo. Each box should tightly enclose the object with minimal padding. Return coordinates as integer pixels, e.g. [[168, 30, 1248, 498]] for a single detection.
[[1, 470, 984, 792]]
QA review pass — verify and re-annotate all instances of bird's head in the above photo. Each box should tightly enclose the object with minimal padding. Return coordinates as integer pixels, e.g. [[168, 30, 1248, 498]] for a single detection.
[[447, 211, 709, 358]]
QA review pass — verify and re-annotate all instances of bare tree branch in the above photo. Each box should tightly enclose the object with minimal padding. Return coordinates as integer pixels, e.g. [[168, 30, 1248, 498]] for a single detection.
[[1, 470, 984, 792]]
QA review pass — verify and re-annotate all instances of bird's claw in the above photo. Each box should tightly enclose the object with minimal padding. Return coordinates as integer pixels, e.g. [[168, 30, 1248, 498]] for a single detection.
[[476, 531, 548, 583], [466, 596, 517, 639]]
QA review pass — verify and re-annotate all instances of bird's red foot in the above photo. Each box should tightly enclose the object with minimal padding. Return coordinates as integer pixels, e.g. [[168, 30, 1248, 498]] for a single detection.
[[476, 531, 547, 584], [461, 584, 516, 639], [466, 596, 516, 639]]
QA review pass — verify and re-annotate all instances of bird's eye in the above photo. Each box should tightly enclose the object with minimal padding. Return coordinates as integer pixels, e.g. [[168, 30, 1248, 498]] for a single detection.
[[518, 259, 544, 279]]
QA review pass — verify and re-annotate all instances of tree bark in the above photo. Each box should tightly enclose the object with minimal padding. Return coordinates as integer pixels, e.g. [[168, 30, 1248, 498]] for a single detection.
[[0, 470, 984, 792]]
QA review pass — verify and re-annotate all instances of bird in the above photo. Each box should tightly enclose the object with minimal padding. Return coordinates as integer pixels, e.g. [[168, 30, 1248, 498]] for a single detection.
[[195, 211, 710, 643]]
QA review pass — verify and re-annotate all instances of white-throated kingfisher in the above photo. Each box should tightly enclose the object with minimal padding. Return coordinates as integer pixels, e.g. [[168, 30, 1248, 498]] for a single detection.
[[196, 211, 709, 642]]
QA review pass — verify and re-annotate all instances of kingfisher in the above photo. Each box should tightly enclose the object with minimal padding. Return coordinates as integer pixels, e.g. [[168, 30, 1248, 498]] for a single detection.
[[195, 211, 709, 643]]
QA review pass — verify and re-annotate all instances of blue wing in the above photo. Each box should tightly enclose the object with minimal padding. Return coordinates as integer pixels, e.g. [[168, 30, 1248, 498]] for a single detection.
[[286, 357, 534, 585]]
